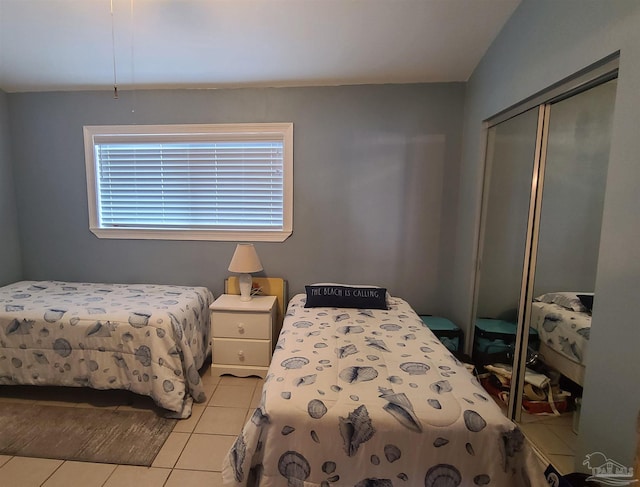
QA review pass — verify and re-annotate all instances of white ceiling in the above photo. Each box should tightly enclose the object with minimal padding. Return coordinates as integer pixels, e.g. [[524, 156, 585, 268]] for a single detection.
[[0, 0, 520, 93]]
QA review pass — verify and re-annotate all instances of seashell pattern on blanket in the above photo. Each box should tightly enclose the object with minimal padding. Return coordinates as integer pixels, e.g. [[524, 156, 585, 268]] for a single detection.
[[223, 294, 542, 487], [530, 301, 591, 364], [0, 280, 213, 418]]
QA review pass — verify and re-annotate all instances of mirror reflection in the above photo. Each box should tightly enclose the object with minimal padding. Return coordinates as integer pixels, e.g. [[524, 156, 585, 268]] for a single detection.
[[473, 78, 617, 474], [473, 107, 540, 414], [523, 79, 616, 471]]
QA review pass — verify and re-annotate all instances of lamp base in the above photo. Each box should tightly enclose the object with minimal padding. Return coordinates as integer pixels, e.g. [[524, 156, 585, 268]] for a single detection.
[[238, 273, 253, 301]]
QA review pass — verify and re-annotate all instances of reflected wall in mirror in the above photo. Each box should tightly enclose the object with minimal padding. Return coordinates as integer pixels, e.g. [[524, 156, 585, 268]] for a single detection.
[[535, 79, 616, 295], [477, 108, 539, 323]]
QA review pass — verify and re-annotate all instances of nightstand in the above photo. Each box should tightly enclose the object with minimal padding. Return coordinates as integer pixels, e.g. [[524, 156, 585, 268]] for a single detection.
[[210, 294, 277, 378]]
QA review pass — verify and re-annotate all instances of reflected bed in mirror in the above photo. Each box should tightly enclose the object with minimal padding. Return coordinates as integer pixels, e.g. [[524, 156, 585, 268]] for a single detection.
[[530, 292, 593, 386]]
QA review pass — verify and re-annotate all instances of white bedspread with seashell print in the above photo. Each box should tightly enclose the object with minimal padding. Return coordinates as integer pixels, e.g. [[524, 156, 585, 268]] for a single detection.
[[223, 294, 547, 487], [530, 301, 591, 365], [0, 280, 213, 418]]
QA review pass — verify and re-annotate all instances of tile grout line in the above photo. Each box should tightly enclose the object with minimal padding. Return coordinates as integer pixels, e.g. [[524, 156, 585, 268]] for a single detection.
[[39, 458, 65, 487]]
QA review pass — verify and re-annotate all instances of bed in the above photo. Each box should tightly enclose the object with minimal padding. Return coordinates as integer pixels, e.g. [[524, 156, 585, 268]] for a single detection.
[[530, 292, 592, 386], [0, 280, 213, 418], [222, 285, 546, 486]]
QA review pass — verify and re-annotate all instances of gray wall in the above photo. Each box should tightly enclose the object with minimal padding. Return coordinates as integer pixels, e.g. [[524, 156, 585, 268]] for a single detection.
[[0, 89, 22, 285], [457, 0, 640, 470], [7, 83, 465, 315]]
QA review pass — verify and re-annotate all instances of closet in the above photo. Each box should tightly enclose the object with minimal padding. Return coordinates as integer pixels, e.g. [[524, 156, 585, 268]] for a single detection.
[[472, 57, 618, 472]]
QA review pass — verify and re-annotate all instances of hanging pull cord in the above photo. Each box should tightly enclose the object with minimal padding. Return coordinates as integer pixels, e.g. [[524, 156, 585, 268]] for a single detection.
[[110, 0, 119, 99], [129, 0, 135, 112]]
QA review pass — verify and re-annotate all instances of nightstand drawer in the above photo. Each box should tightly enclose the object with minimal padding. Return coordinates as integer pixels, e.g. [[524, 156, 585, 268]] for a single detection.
[[212, 311, 271, 339], [213, 338, 271, 366]]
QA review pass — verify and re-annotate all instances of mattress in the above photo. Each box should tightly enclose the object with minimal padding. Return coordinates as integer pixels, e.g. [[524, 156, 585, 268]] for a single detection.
[[223, 294, 546, 486], [530, 301, 591, 366], [0, 280, 213, 418]]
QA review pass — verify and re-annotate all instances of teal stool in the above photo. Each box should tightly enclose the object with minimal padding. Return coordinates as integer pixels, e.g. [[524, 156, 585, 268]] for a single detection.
[[420, 315, 463, 353], [473, 318, 540, 366]]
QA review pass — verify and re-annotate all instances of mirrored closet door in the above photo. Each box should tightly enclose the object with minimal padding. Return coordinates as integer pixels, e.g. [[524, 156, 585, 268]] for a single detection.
[[473, 60, 618, 473], [473, 106, 542, 418]]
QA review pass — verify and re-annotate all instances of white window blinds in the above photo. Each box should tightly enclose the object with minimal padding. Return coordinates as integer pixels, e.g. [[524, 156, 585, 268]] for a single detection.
[[95, 140, 284, 228], [84, 123, 293, 242]]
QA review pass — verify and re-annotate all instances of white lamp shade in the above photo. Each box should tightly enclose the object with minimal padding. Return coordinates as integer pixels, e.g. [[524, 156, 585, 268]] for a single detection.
[[228, 243, 263, 274]]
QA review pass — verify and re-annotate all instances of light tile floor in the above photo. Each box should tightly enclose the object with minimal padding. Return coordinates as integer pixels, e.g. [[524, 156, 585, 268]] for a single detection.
[[482, 382, 579, 475], [519, 410, 578, 475], [0, 368, 263, 487]]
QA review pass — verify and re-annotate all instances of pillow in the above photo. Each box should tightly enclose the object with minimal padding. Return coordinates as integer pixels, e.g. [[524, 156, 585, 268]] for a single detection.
[[576, 294, 594, 313], [311, 283, 392, 302], [304, 284, 388, 309], [534, 292, 588, 312]]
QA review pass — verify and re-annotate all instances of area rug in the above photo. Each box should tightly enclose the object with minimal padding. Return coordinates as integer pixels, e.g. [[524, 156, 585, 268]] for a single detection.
[[0, 403, 177, 466]]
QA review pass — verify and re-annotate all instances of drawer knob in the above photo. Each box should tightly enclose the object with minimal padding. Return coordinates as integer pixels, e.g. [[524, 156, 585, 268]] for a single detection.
[[237, 323, 245, 333], [238, 350, 245, 361]]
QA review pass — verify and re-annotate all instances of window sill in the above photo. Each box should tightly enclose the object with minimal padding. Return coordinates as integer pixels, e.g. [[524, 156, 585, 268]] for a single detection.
[[89, 227, 292, 242]]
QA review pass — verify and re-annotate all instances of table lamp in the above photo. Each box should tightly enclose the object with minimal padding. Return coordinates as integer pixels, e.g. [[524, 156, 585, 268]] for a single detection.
[[228, 243, 263, 301]]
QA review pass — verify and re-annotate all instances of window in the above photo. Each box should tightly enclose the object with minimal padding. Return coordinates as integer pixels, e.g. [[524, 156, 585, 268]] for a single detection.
[[83, 123, 293, 242]]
